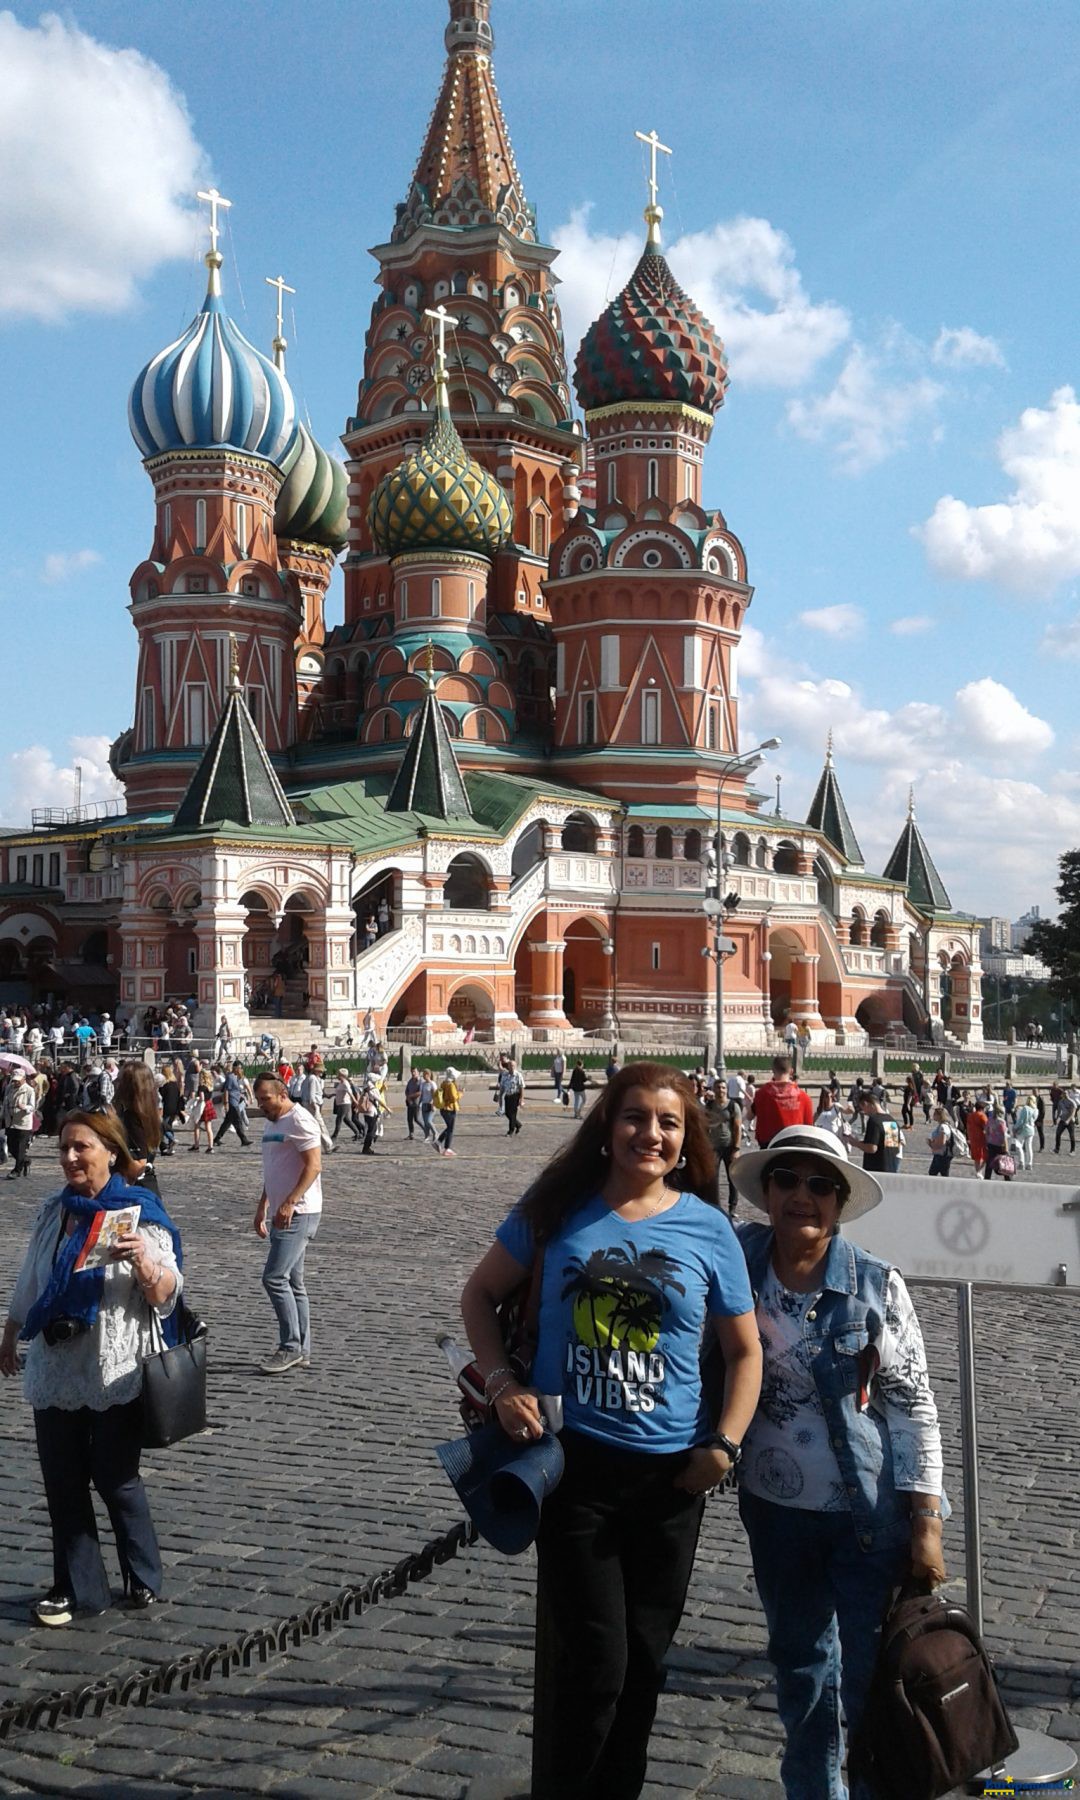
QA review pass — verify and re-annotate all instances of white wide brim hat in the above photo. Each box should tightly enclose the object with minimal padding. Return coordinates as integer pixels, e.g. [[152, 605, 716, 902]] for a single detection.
[[731, 1124, 883, 1222]]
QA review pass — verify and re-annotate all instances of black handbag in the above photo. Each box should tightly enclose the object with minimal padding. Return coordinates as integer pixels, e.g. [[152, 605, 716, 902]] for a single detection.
[[142, 1301, 208, 1449]]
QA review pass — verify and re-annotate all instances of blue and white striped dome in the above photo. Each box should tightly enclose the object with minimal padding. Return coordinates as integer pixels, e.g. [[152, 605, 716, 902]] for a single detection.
[[128, 258, 298, 466]]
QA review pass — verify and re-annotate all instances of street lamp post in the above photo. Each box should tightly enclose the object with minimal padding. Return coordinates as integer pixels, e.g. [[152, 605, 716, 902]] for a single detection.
[[704, 737, 781, 1079]]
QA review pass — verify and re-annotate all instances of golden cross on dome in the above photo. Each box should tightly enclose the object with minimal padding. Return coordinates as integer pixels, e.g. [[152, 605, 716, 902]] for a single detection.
[[423, 305, 453, 411], [635, 129, 672, 212], [265, 274, 295, 370], [196, 186, 232, 256], [228, 634, 241, 691]]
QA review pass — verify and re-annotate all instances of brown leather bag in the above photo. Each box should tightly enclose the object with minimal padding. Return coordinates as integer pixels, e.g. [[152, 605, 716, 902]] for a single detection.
[[851, 1588, 1018, 1799]]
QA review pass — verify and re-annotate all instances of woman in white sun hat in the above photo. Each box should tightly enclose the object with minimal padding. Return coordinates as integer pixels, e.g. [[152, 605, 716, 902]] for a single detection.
[[730, 1124, 948, 1800]]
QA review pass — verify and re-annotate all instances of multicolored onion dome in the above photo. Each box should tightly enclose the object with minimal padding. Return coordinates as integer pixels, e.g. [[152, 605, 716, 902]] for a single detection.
[[368, 409, 513, 560], [129, 261, 297, 466], [275, 422, 349, 550], [574, 244, 728, 416]]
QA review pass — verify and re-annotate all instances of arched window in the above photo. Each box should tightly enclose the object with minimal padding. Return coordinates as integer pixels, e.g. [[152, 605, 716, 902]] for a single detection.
[[850, 909, 868, 947], [581, 695, 596, 744], [162, 502, 172, 548], [655, 826, 673, 859], [683, 828, 702, 861], [627, 825, 645, 857], [774, 841, 800, 876], [234, 502, 250, 557], [444, 853, 489, 909], [647, 458, 659, 498], [732, 832, 751, 867], [382, 712, 393, 742], [400, 579, 408, 618], [195, 498, 206, 550], [755, 838, 769, 869], [607, 461, 617, 502], [871, 910, 890, 949], [431, 577, 441, 616], [562, 812, 597, 853], [476, 712, 488, 741]]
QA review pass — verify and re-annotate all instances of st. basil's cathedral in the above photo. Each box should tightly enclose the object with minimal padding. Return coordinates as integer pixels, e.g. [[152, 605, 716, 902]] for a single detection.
[[0, 0, 983, 1050]]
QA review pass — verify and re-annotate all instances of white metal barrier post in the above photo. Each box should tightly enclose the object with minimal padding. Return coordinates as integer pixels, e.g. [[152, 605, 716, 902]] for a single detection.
[[843, 1173, 1080, 1789]]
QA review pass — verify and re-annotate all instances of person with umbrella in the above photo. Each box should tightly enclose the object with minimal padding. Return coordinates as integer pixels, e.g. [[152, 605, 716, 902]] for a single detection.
[[2, 1057, 38, 1180]]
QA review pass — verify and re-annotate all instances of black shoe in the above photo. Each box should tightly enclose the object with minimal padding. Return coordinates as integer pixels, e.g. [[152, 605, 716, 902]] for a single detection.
[[31, 1588, 74, 1627], [125, 1581, 161, 1611]]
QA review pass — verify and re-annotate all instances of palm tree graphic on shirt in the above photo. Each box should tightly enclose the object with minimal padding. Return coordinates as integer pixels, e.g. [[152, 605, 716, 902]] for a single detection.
[[560, 1244, 686, 1356]]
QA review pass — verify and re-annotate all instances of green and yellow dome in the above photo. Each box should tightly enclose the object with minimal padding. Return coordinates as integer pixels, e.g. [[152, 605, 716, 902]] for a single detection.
[[368, 409, 513, 560]]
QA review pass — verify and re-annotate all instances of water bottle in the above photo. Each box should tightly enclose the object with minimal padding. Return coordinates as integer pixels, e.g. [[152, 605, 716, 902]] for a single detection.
[[435, 1331, 475, 1381]]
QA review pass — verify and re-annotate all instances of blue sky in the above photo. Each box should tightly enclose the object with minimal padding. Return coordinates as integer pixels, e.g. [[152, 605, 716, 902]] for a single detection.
[[2, 0, 1080, 917]]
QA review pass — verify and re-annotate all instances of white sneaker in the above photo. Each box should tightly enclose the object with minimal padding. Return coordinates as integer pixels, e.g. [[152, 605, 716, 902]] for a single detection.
[[259, 1347, 303, 1375]]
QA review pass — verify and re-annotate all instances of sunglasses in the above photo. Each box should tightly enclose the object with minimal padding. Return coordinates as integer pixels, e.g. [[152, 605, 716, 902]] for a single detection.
[[765, 1167, 842, 1199]]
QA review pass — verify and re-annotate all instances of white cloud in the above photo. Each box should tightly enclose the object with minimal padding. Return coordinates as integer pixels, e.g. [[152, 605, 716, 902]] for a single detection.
[[919, 386, 1080, 593], [0, 13, 207, 322], [41, 548, 102, 585], [952, 677, 1054, 755], [931, 326, 1006, 369], [797, 603, 864, 637], [889, 614, 935, 636], [0, 735, 122, 828], [787, 342, 943, 473], [552, 206, 850, 389]]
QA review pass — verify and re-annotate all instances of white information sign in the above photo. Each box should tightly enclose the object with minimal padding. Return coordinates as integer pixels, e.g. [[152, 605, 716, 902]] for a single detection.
[[840, 1172, 1080, 1287]]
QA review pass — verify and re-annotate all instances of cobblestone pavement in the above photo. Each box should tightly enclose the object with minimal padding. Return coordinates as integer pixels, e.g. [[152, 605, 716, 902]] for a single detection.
[[0, 1094, 1078, 1797]]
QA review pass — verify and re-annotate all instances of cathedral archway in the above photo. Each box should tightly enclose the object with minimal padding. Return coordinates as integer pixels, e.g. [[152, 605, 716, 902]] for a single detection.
[[562, 918, 610, 1027]]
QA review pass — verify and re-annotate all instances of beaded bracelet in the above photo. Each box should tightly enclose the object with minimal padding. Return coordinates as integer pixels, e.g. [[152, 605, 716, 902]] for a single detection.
[[487, 1377, 517, 1405], [483, 1365, 513, 1394]]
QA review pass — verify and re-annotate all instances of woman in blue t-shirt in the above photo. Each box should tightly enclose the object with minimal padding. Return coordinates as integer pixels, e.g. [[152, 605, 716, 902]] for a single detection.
[[460, 1061, 762, 1800]]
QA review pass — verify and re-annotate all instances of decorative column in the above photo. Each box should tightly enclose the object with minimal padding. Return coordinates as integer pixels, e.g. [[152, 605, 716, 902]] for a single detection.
[[787, 953, 824, 1031], [193, 904, 250, 1035], [525, 938, 568, 1031], [117, 909, 169, 1017], [313, 902, 357, 1033]]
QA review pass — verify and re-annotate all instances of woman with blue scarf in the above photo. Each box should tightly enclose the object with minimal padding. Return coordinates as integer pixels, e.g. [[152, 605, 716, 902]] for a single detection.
[[0, 1110, 183, 1627]]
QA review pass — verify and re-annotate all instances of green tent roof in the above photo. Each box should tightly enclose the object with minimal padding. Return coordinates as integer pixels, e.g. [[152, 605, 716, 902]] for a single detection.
[[172, 672, 294, 832], [385, 672, 473, 822], [883, 796, 951, 912], [805, 740, 863, 864]]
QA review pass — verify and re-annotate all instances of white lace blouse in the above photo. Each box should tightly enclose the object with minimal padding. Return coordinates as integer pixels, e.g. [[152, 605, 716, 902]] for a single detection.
[[7, 1192, 182, 1413]]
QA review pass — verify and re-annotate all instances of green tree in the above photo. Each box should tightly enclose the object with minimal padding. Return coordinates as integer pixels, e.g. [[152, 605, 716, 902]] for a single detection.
[[1027, 851, 1080, 1031]]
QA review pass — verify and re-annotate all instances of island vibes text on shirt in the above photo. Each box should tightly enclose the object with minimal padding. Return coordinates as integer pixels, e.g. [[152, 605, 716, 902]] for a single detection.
[[565, 1340, 666, 1413]]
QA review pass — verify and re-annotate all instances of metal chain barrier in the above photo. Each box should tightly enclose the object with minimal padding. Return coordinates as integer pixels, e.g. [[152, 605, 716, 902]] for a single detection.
[[0, 1517, 478, 1740]]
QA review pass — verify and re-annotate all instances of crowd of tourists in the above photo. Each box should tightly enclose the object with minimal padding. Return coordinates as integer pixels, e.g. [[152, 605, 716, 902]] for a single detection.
[[2, 1025, 1059, 1796]]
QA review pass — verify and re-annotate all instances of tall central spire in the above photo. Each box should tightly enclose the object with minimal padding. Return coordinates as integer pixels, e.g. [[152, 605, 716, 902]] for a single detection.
[[392, 0, 536, 244]]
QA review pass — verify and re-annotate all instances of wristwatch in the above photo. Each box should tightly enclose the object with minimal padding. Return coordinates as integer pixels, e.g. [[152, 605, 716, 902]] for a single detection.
[[701, 1432, 742, 1466]]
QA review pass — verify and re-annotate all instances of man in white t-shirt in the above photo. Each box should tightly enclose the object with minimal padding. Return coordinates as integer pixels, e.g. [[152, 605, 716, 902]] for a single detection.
[[252, 1074, 323, 1375]]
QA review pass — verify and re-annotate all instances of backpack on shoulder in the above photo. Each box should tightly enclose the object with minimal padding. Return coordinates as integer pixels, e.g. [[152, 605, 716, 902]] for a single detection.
[[851, 1588, 1017, 1800]]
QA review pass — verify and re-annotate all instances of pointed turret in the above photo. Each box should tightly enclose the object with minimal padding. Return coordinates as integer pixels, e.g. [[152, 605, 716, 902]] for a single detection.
[[385, 645, 473, 821], [805, 731, 863, 866], [173, 641, 295, 831], [393, 0, 536, 244], [883, 788, 951, 912]]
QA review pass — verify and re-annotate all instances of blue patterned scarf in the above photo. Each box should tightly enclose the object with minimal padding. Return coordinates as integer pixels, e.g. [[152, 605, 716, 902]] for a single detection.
[[20, 1173, 182, 1342]]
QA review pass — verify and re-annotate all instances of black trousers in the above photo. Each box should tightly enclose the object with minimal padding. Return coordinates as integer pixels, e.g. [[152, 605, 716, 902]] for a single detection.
[[532, 1429, 705, 1800], [505, 1094, 522, 1134], [1056, 1120, 1075, 1153], [214, 1104, 251, 1146], [34, 1399, 163, 1610], [9, 1127, 32, 1172], [332, 1105, 362, 1141]]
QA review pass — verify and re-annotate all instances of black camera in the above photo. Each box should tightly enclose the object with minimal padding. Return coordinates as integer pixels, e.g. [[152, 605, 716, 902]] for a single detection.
[[42, 1317, 90, 1347]]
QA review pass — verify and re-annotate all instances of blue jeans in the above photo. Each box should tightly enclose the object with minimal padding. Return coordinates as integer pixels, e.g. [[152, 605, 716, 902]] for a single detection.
[[262, 1213, 320, 1355], [739, 1489, 909, 1800]]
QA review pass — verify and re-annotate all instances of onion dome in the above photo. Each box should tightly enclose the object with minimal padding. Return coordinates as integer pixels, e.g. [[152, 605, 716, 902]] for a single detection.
[[574, 230, 728, 417], [275, 423, 349, 550], [128, 252, 297, 466], [368, 405, 513, 560]]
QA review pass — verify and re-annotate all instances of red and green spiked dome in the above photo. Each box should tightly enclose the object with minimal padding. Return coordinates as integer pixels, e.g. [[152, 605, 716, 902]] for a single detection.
[[574, 242, 729, 417]]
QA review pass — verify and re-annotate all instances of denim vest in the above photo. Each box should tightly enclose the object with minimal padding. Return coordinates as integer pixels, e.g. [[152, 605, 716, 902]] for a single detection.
[[739, 1222, 905, 1552]]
